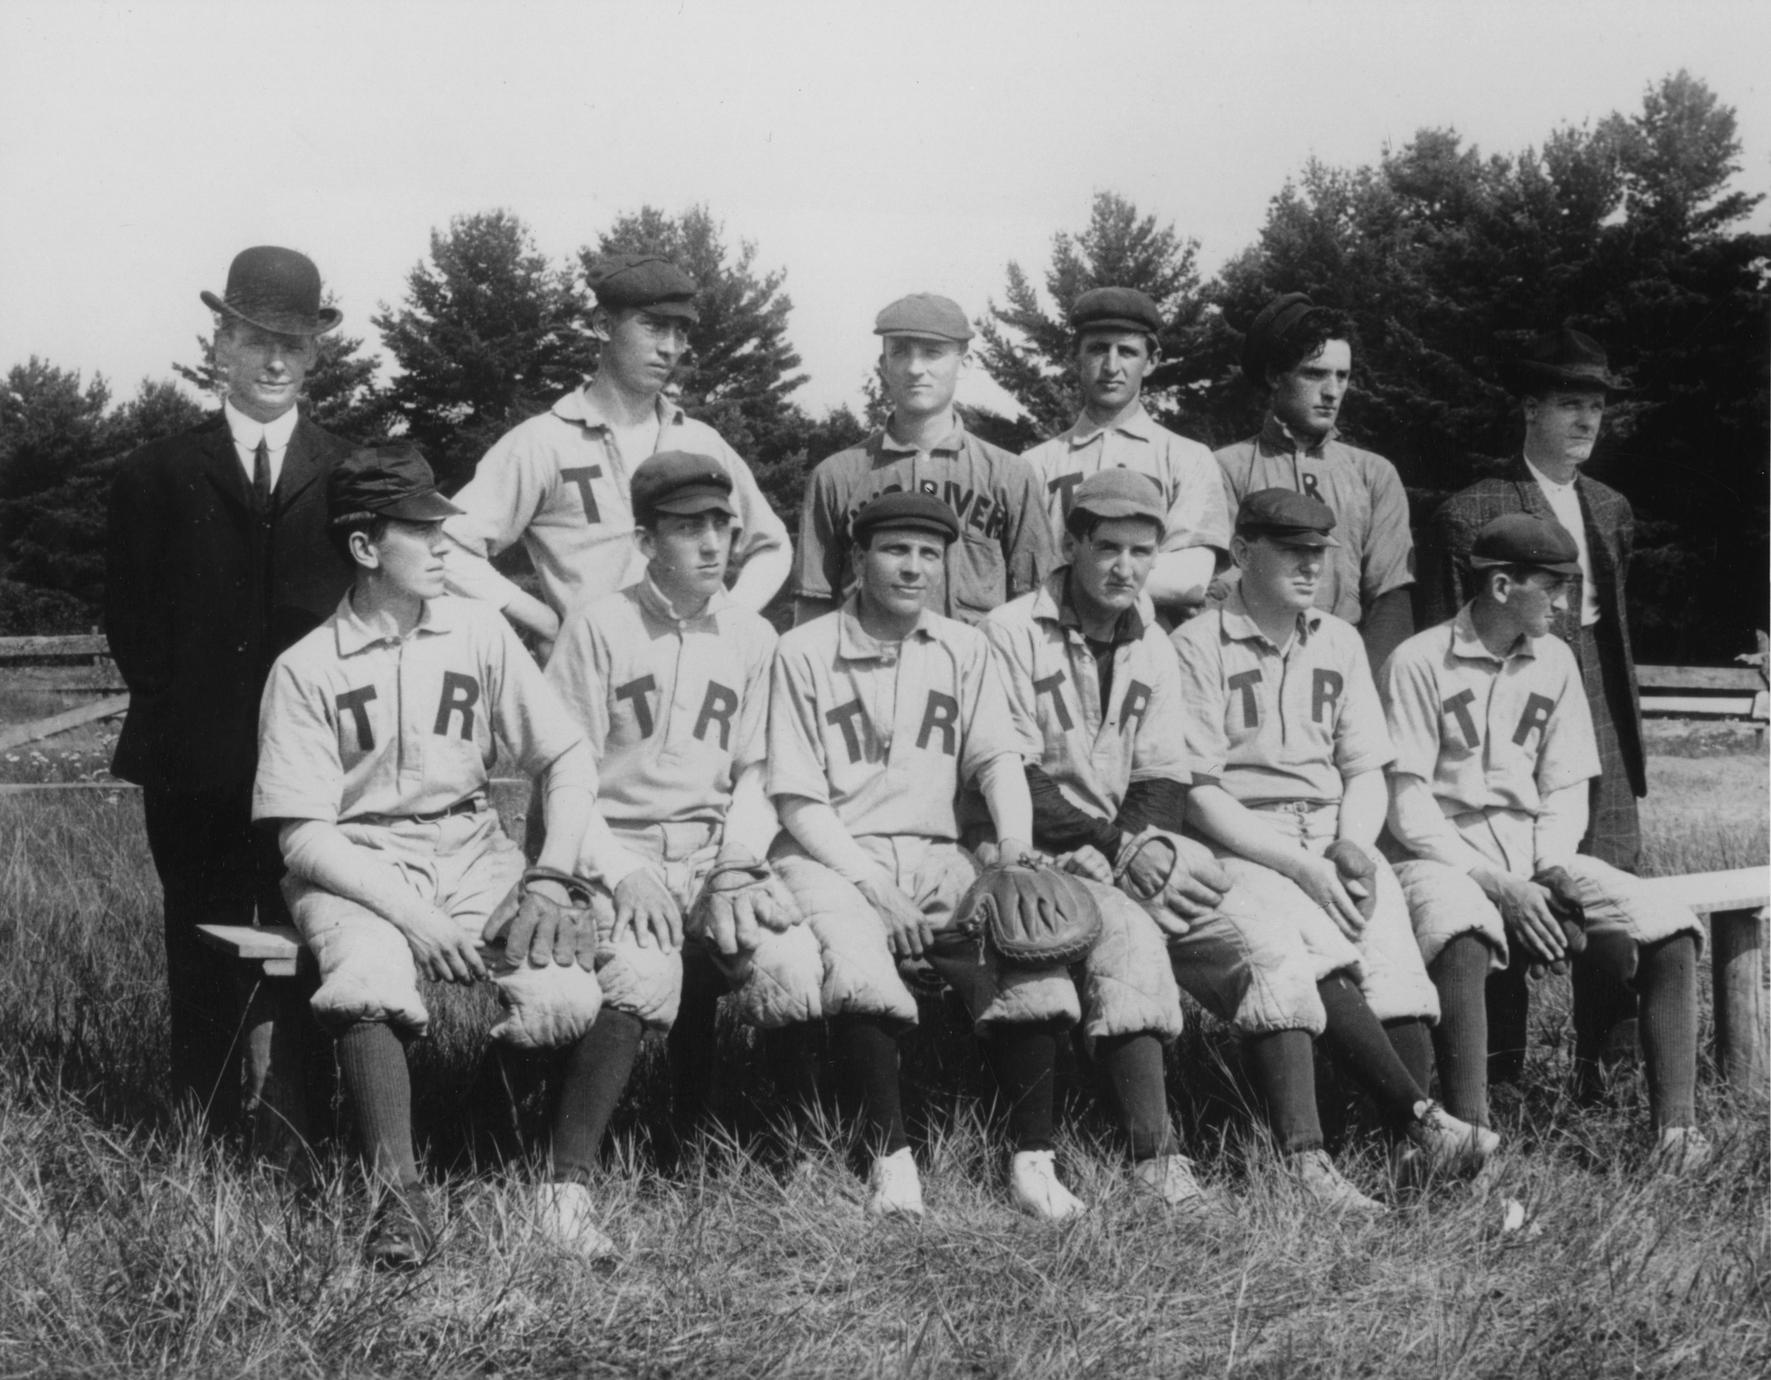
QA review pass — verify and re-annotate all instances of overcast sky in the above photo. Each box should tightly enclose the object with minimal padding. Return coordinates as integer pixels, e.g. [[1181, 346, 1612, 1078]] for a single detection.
[[2, 0, 1766, 421]]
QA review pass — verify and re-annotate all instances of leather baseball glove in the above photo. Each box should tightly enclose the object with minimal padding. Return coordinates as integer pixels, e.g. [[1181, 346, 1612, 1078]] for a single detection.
[[688, 857, 799, 958], [956, 860, 1103, 969], [1323, 840, 1378, 921], [483, 866, 599, 970]]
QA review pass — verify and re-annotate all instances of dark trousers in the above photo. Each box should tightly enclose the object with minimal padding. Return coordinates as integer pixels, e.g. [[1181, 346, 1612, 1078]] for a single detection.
[[141, 784, 313, 1155]]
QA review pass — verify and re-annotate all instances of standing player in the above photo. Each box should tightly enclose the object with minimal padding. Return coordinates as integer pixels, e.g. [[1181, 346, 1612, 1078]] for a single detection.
[[769, 493, 1098, 1220], [1173, 489, 1497, 1201], [792, 293, 1058, 627], [1215, 293, 1415, 669], [541, 451, 823, 1251], [1021, 287, 1230, 626], [1381, 514, 1707, 1170], [442, 254, 791, 652], [253, 445, 610, 1267]]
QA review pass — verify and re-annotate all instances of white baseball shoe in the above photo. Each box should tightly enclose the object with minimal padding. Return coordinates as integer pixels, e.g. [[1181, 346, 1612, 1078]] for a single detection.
[[866, 1147, 925, 1219], [1406, 1101, 1501, 1175], [1650, 1126, 1714, 1176], [1284, 1149, 1385, 1214], [1132, 1154, 1234, 1219], [1011, 1149, 1087, 1221], [534, 1180, 615, 1260]]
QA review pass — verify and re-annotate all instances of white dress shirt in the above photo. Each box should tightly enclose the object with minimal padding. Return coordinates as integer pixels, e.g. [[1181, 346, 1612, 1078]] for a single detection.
[[1525, 456, 1601, 627], [223, 401, 300, 496]]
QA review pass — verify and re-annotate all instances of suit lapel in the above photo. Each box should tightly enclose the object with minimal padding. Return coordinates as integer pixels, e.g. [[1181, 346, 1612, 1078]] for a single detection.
[[273, 414, 325, 513], [196, 417, 254, 517]]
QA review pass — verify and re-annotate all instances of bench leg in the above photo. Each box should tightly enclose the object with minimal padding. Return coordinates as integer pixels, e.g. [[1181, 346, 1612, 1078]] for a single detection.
[[237, 972, 314, 1169], [1711, 907, 1769, 1101]]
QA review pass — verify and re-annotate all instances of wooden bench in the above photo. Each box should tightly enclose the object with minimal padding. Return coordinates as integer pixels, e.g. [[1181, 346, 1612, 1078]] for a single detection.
[[1638, 664, 1768, 722], [200, 864, 1771, 1098]]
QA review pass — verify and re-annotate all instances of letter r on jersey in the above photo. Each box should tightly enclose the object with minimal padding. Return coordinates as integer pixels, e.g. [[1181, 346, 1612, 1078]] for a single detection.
[[1513, 693, 1555, 747], [1311, 669, 1343, 725], [433, 672, 480, 740], [1227, 669, 1263, 727], [1120, 680, 1152, 733], [917, 692, 959, 755], [1034, 670, 1074, 731], [693, 681, 739, 751]]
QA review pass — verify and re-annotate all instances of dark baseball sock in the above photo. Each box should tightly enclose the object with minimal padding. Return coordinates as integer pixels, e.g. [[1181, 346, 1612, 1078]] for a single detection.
[[668, 951, 723, 1123], [336, 1021, 419, 1188], [1097, 1032, 1176, 1162], [996, 1020, 1065, 1153], [550, 1009, 644, 1184], [1384, 1017, 1435, 1093], [1243, 1028, 1323, 1154], [765, 1022, 826, 1116], [1317, 975, 1428, 1130], [834, 1015, 908, 1156], [1486, 952, 1532, 1085], [1572, 932, 1641, 1100], [1637, 934, 1699, 1130], [1428, 935, 1493, 1126]]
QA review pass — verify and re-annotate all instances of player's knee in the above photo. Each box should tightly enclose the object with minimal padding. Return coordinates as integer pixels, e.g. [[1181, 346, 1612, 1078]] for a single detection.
[[730, 924, 825, 1028], [491, 958, 604, 1049], [299, 898, 430, 1034], [596, 941, 684, 1031]]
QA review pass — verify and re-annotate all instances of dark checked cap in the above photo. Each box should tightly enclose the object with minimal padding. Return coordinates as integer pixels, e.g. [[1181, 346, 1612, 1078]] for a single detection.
[[1235, 487, 1341, 548], [1467, 513, 1581, 574], [1071, 469, 1167, 527], [585, 254, 700, 320], [329, 443, 461, 525], [873, 293, 972, 343], [630, 450, 735, 522], [851, 492, 961, 546], [1071, 286, 1163, 337]]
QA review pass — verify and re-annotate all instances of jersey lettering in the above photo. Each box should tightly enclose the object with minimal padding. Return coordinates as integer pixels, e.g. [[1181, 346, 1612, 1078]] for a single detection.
[[1299, 472, 1322, 502], [615, 675, 657, 739], [336, 685, 378, 752], [693, 681, 739, 751], [1048, 471, 1084, 514], [1034, 670, 1074, 730], [1228, 669, 1263, 727], [1513, 693, 1555, 747], [943, 481, 974, 525], [917, 691, 959, 755], [433, 672, 479, 740], [1120, 680, 1152, 733], [826, 700, 869, 764], [561, 465, 604, 523], [1442, 688, 1480, 749], [1311, 669, 1344, 725]]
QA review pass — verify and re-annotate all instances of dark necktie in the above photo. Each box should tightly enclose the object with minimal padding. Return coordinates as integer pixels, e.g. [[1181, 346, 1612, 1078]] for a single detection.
[[253, 437, 271, 511]]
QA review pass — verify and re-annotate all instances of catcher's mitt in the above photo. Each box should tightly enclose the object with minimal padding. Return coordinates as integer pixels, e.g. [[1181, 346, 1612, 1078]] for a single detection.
[[484, 865, 598, 970], [956, 860, 1102, 969], [688, 857, 797, 958], [1323, 840, 1378, 921]]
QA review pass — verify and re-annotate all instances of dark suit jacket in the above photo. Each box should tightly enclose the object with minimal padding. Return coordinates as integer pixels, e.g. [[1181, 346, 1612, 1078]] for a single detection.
[[104, 411, 355, 794], [1418, 457, 1644, 795]]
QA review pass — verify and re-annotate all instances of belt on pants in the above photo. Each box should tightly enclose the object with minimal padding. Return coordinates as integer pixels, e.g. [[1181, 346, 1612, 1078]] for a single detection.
[[344, 793, 488, 827]]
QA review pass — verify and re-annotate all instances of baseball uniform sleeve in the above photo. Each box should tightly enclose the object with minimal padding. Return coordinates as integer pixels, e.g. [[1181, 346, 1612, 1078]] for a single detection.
[[543, 605, 614, 758], [1332, 626, 1397, 777], [793, 461, 845, 605], [486, 614, 588, 780], [1170, 620, 1231, 787], [980, 613, 1047, 760], [1160, 440, 1233, 559], [441, 425, 556, 609], [1360, 456, 1415, 603], [958, 637, 1032, 784], [766, 641, 832, 805], [1000, 461, 1061, 599], [252, 654, 344, 823], [1534, 655, 1602, 796], [1378, 642, 1447, 783], [1129, 633, 1192, 786]]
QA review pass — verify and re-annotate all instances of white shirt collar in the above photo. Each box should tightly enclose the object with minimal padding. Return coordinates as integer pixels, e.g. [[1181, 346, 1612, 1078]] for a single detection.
[[223, 400, 299, 451]]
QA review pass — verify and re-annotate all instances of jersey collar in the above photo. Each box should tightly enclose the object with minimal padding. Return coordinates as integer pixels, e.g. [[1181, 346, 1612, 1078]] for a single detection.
[[333, 591, 457, 656], [553, 385, 685, 432], [1450, 602, 1538, 664], [1063, 402, 1156, 449], [632, 573, 730, 626], [877, 414, 966, 456], [1032, 568, 1150, 643], [835, 595, 939, 660], [1218, 585, 1323, 649], [1257, 411, 1336, 458]]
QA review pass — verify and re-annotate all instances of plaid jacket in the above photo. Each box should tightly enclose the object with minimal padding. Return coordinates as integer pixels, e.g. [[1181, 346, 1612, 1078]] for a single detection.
[[1417, 457, 1644, 795]]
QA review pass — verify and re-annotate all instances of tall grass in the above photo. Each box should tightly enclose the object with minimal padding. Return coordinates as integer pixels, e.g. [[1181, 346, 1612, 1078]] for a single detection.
[[1, 749, 1767, 1379]]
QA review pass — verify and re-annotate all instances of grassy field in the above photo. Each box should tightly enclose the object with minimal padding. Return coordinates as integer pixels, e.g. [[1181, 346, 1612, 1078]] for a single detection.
[[0, 738, 1767, 1378]]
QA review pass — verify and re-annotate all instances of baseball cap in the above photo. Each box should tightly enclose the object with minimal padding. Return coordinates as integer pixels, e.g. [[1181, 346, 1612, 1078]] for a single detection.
[[1235, 488, 1341, 548], [1240, 291, 1317, 381], [873, 293, 972, 343], [630, 450, 735, 522], [1466, 513, 1581, 574], [585, 254, 700, 321], [329, 444, 461, 525], [850, 492, 961, 546], [1071, 286, 1163, 338], [1070, 469, 1167, 527]]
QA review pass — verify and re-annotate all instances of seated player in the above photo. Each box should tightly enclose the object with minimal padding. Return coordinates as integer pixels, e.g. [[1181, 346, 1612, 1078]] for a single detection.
[[1171, 488, 1498, 1205], [541, 452, 822, 1253], [768, 492, 1097, 1220], [1380, 513, 1708, 1171], [253, 445, 607, 1268]]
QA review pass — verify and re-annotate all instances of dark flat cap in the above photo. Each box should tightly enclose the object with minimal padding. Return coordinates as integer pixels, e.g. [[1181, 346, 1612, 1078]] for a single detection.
[[851, 492, 961, 545], [1235, 487, 1340, 548], [1240, 292, 1315, 382], [1467, 513, 1580, 574], [1505, 327, 1628, 395], [874, 293, 971, 342], [631, 450, 735, 522], [1071, 469, 1166, 526], [329, 443, 461, 525], [201, 246, 340, 337], [586, 254, 700, 320], [1071, 286, 1163, 338]]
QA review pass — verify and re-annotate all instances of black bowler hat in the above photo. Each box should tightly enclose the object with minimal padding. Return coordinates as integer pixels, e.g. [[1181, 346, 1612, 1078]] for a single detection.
[[851, 492, 961, 546], [1235, 488, 1341, 548], [631, 450, 735, 522], [1239, 291, 1316, 381], [329, 444, 461, 525], [1071, 286, 1163, 337], [1504, 327, 1629, 395], [1467, 514, 1581, 575], [585, 254, 700, 320], [201, 246, 341, 337]]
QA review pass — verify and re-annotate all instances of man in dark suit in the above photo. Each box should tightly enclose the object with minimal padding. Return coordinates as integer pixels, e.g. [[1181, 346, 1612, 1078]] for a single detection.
[[105, 246, 356, 1151], [1418, 327, 1645, 1091]]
